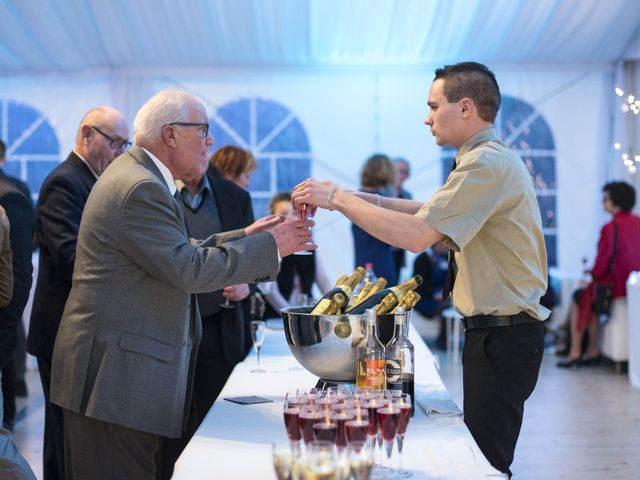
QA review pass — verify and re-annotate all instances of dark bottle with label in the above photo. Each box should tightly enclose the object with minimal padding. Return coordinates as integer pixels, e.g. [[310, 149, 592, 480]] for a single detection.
[[385, 307, 415, 415]]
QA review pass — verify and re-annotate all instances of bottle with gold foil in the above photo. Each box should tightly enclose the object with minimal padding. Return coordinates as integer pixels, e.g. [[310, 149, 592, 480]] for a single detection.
[[355, 309, 386, 390], [310, 267, 365, 315], [348, 275, 422, 315], [392, 290, 421, 313]]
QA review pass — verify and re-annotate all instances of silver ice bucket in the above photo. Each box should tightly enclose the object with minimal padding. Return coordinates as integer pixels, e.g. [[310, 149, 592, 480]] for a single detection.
[[281, 306, 395, 383]]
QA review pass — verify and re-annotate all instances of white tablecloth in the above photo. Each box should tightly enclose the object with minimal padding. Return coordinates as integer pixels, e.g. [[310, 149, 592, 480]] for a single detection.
[[174, 321, 501, 479]]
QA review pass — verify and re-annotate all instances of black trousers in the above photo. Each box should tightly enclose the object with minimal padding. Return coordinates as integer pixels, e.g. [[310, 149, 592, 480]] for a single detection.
[[1, 358, 16, 428], [63, 409, 160, 480], [156, 313, 236, 479], [37, 355, 65, 480], [462, 322, 544, 476]]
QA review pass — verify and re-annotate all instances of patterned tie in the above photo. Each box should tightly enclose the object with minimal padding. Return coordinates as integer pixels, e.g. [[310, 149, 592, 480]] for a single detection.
[[442, 158, 458, 300]]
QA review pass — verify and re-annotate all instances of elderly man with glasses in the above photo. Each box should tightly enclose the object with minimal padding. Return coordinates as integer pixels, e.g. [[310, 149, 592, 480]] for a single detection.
[[27, 106, 130, 480], [48, 89, 313, 479]]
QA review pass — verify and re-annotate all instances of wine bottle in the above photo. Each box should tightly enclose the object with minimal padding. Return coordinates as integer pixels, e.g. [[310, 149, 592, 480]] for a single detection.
[[347, 275, 422, 315], [310, 267, 365, 314], [355, 309, 386, 390], [385, 308, 415, 415]]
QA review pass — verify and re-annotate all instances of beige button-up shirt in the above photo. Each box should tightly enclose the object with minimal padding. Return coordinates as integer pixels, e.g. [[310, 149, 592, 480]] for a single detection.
[[416, 128, 550, 320]]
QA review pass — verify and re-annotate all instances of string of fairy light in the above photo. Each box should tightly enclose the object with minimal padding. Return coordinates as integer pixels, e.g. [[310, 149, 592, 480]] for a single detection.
[[614, 87, 639, 174]]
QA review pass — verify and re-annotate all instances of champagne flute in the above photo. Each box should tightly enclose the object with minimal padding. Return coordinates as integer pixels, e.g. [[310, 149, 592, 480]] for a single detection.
[[293, 203, 314, 255], [377, 404, 401, 474], [272, 443, 295, 480], [284, 393, 302, 453], [250, 320, 266, 373], [394, 393, 413, 478]]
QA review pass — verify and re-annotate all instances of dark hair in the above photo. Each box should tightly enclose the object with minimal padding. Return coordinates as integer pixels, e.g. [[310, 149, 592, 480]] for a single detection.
[[361, 154, 395, 189], [603, 181, 636, 212], [269, 191, 292, 214], [434, 62, 501, 123], [0, 139, 5, 159], [210, 145, 256, 179]]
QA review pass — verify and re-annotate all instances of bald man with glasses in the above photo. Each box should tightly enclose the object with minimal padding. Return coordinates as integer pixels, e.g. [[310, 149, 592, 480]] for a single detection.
[[27, 106, 130, 480]]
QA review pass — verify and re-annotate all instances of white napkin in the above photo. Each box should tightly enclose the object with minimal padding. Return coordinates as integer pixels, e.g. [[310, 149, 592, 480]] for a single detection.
[[415, 384, 463, 417]]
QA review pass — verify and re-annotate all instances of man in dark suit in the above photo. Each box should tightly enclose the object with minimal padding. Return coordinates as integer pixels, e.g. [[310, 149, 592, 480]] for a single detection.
[[0, 180, 36, 478], [27, 106, 130, 480], [158, 161, 259, 477], [0, 139, 33, 405], [0, 179, 35, 430], [49, 89, 313, 479]]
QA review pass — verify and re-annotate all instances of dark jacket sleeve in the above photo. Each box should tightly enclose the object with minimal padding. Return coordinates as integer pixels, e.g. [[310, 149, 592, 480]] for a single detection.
[[37, 176, 85, 281]]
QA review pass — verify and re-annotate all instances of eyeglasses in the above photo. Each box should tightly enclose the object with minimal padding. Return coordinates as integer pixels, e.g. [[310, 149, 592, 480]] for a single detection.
[[92, 126, 132, 150], [169, 122, 210, 139]]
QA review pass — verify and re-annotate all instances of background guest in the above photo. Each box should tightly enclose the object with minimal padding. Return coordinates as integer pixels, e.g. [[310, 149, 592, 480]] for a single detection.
[[0, 139, 32, 401], [558, 181, 640, 368], [0, 204, 36, 479], [352, 153, 399, 287], [27, 106, 130, 480], [391, 157, 412, 278], [158, 147, 261, 477], [0, 179, 34, 434], [210, 145, 256, 190]]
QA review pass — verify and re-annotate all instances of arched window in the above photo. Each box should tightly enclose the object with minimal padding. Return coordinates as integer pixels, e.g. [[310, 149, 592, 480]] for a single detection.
[[440, 95, 557, 266], [210, 98, 312, 217], [0, 99, 60, 203]]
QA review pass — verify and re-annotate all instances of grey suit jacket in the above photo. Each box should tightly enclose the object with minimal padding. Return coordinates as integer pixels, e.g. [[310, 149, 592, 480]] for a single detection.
[[50, 146, 278, 438]]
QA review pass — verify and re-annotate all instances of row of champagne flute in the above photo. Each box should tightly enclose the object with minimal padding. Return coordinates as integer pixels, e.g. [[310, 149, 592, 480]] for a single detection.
[[283, 388, 412, 478]]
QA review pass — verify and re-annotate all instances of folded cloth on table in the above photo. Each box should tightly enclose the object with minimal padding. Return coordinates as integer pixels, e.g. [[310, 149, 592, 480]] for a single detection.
[[415, 383, 463, 417]]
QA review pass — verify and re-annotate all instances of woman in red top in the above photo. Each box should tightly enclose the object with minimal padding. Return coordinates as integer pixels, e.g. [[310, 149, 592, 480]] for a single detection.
[[558, 182, 640, 368]]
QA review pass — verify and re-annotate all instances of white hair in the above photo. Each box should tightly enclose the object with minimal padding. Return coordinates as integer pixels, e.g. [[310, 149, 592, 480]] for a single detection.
[[133, 89, 207, 145]]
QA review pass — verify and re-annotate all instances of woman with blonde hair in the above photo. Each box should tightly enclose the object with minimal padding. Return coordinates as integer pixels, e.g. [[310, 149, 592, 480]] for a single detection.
[[210, 145, 257, 190]]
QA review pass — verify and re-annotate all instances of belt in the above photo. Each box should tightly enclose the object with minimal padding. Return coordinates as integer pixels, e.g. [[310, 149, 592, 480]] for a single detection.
[[462, 312, 539, 330]]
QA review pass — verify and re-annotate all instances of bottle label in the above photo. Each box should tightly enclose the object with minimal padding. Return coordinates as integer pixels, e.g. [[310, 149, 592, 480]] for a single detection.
[[385, 358, 403, 389], [365, 359, 385, 388]]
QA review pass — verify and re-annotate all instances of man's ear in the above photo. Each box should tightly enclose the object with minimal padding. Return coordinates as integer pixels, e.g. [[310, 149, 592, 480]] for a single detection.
[[460, 98, 472, 117], [162, 125, 177, 147], [80, 124, 93, 144]]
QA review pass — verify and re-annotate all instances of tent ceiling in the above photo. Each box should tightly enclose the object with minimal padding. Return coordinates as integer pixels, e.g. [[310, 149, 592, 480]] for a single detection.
[[0, 0, 638, 72]]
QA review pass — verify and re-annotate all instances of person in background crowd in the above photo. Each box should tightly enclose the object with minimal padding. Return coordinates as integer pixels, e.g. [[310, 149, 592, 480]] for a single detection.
[[0, 179, 34, 433], [293, 62, 549, 477], [352, 154, 399, 287], [0, 139, 32, 402], [391, 157, 413, 279], [27, 106, 130, 480], [557, 181, 640, 368], [210, 145, 256, 190], [157, 146, 262, 478], [0, 204, 36, 479], [261, 192, 332, 317], [49, 89, 313, 479]]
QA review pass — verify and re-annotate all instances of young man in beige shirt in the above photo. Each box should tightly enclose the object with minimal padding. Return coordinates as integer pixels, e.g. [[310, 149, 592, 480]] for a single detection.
[[292, 62, 549, 477]]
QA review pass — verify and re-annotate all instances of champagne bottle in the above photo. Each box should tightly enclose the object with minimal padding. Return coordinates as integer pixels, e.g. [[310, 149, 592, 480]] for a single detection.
[[347, 275, 423, 315], [334, 274, 348, 287], [355, 309, 386, 390], [392, 290, 420, 313], [353, 280, 374, 305], [311, 267, 365, 315], [385, 308, 415, 415], [367, 277, 387, 297]]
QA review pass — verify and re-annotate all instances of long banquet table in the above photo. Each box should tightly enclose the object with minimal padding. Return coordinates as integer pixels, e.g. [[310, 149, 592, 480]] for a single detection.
[[174, 320, 502, 479]]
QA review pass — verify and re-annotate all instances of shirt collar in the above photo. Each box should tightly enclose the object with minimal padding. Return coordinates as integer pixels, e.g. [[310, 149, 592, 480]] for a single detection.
[[455, 127, 497, 166], [176, 174, 211, 197], [141, 147, 176, 196], [73, 150, 99, 180]]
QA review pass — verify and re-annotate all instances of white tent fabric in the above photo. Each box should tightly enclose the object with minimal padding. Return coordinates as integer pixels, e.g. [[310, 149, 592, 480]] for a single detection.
[[0, 0, 639, 289], [0, 0, 638, 70]]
